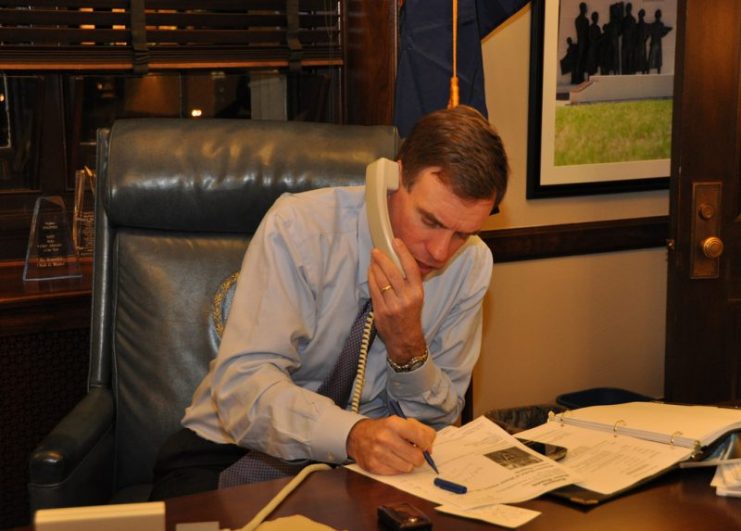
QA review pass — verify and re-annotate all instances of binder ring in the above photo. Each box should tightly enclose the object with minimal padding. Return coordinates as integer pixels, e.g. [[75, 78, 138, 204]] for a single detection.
[[613, 419, 626, 437], [552, 410, 568, 426], [670, 431, 683, 447]]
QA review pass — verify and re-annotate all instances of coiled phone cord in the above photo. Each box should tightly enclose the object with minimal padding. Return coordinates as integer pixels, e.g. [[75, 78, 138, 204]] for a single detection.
[[349, 310, 375, 414], [187, 299, 374, 531], [235, 311, 375, 530]]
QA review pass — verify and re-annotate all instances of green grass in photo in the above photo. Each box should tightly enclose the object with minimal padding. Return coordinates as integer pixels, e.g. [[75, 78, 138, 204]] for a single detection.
[[554, 99, 672, 166]]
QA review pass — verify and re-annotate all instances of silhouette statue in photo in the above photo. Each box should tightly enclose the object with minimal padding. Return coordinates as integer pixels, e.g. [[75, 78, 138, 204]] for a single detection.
[[560, 1, 673, 83], [636, 9, 650, 74], [600, 3, 622, 75], [560, 36, 578, 82], [620, 2, 637, 75], [586, 11, 603, 78], [648, 9, 673, 74], [573, 2, 590, 84]]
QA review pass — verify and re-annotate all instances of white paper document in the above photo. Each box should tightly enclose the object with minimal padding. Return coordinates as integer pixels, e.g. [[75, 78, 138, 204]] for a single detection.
[[550, 402, 741, 449], [711, 461, 741, 497], [517, 421, 693, 495], [435, 503, 541, 529], [346, 416, 581, 511]]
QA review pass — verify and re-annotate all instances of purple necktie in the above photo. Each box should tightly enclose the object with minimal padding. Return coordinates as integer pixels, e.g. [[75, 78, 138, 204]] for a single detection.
[[219, 299, 376, 488], [317, 298, 375, 408]]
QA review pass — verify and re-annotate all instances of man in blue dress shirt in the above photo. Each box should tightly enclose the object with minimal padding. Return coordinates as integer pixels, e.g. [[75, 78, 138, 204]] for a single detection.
[[150, 105, 510, 499]]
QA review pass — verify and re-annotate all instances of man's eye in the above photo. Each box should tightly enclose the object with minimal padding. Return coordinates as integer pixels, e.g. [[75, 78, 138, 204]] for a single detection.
[[422, 217, 439, 228]]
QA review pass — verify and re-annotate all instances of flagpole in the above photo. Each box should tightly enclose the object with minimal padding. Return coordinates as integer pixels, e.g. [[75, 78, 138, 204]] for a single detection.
[[448, 0, 459, 108]]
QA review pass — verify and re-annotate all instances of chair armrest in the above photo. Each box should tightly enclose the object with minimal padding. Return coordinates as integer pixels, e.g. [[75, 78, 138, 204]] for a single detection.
[[29, 387, 115, 509]]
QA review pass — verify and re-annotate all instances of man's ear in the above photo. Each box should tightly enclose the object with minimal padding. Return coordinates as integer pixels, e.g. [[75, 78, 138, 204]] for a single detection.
[[395, 159, 404, 192]]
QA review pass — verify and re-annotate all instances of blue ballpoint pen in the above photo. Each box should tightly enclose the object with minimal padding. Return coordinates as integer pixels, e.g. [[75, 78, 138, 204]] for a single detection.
[[388, 399, 440, 474]]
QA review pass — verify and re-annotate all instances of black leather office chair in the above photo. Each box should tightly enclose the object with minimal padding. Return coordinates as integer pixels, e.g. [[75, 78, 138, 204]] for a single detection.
[[28, 118, 399, 510]]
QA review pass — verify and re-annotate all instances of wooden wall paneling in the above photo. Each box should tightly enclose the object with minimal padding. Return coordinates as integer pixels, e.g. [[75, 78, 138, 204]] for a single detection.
[[482, 216, 670, 263], [344, 0, 397, 125], [0, 328, 89, 529], [0, 262, 92, 530]]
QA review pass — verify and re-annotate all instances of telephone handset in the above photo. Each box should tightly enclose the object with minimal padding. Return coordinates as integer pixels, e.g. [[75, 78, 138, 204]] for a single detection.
[[365, 157, 405, 276], [350, 157, 404, 413]]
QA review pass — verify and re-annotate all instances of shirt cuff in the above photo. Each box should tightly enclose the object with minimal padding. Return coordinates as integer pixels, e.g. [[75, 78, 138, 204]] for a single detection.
[[385, 355, 439, 399], [310, 405, 366, 464]]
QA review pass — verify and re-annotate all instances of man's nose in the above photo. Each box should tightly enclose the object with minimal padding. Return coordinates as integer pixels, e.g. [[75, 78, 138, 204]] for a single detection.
[[427, 232, 453, 264]]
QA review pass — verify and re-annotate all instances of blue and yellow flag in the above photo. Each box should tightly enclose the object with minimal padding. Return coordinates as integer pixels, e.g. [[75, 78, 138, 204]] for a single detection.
[[394, 0, 529, 137]]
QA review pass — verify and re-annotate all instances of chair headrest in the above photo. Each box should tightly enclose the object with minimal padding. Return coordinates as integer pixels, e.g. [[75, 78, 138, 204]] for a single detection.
[[102, 118, 399, 233]]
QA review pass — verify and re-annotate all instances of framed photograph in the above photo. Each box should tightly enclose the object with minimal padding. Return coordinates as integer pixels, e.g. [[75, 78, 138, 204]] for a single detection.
[[527, 0, 676, 198]]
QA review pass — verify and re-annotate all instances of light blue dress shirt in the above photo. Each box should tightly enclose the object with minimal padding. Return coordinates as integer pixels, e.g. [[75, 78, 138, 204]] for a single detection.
[[183, 186, 492, 464]]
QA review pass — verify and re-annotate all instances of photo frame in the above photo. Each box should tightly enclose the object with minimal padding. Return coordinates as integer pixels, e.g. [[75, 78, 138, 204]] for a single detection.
[[527, 0, 676, 198]]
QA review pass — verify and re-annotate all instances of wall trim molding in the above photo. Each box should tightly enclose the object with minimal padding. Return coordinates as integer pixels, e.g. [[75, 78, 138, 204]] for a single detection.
[[481, 216, 669, 263]]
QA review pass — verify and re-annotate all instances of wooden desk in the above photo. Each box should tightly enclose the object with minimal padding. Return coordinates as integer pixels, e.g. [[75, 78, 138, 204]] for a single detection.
[[164, 466, 740, 531]]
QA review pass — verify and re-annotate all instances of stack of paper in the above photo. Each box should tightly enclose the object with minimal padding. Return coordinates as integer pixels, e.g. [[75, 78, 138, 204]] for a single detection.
[[517, 402, 741, 503], [517, 413, 694, 497], [711, 461, 741, 497], [346, 416, 583, 528]]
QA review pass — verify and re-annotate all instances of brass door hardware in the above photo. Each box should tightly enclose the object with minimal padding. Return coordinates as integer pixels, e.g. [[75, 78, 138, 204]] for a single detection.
[[691, 182, 723, 278]]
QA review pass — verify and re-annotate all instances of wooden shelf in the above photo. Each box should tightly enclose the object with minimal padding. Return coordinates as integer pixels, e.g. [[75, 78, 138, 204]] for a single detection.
[[0, 259, 93, 337]]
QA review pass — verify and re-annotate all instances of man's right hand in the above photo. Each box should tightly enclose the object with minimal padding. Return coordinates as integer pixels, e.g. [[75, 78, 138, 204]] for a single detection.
[[346, 417, 436, 475]]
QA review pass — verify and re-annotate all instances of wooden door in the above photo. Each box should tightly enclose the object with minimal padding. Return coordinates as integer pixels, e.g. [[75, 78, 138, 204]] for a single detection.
[[665, 0, 741, 403]]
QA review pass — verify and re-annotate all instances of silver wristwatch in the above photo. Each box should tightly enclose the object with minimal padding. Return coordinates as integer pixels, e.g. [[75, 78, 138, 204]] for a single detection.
[[387, 347, 429, 372]]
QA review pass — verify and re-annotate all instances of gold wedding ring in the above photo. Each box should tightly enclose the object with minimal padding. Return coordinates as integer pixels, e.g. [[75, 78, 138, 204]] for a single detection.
[[381, 284, 393, 293]]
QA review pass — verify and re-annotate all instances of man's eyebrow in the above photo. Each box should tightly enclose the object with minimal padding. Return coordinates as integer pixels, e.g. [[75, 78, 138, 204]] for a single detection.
[[420, 208, 478, 237]]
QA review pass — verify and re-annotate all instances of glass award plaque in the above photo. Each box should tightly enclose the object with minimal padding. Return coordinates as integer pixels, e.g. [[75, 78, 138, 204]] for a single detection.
[[23, 195, 82, 281], [72, 166, 96, 257]]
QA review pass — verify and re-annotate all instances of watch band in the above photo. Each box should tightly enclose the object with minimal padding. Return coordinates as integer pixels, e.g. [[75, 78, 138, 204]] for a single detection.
[[387, 347, 429, 373]]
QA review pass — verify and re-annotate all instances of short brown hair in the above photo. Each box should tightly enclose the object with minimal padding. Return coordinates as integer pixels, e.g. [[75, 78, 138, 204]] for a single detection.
[[396, 105, 509, 208]]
